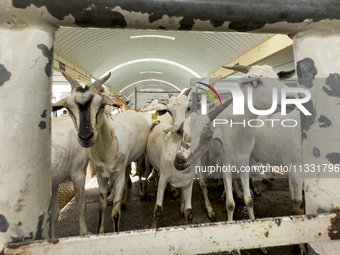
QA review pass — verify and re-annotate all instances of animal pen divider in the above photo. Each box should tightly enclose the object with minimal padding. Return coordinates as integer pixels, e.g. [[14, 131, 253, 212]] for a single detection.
[[1, 1, 340, 254], [134, 87, 181, 110]]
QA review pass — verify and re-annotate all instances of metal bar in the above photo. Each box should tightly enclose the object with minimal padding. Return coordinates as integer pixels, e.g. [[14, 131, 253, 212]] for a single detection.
[[0, 26, 54, 246], [3, 1, 340, 33], [134, 87, 137, 110], [136, 90, 181, 93], [3, 213, 340, 255], [293, 27, 340, 255]]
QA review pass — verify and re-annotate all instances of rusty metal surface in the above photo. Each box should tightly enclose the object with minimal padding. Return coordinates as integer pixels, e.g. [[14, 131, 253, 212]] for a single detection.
[[7, 0, 340, 32], [328, 211, 340, 240], [2, 211, 339, 255]]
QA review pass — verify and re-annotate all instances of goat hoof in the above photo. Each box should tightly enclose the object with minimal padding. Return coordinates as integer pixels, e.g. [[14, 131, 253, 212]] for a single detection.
[[184, 208, 193, 224], [298, 244, 308, 255], [140, 193, 148, 201], [208, 212, 217, 222], [260, 247, 269, 254], [113, 214, 119, 232], [293, 200, 305, 215], [180, 204, 185, 217]]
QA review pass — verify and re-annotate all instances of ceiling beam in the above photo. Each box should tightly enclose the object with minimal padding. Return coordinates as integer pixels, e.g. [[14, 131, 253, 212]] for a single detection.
[[54, 50, 93, 85], [205, 34, 293, 80], [53, 51, 119, 94]]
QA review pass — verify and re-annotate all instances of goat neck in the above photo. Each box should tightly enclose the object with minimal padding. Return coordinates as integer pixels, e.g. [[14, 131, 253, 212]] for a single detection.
[[90, 114, 119, 166]]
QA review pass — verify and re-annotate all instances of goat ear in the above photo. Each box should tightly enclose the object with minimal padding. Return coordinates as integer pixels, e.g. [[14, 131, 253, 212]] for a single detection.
[[156, 109, 168, 116], [52, 98, 67, 112], [277, 69, 295, 80], [101, 94, 121, 107]]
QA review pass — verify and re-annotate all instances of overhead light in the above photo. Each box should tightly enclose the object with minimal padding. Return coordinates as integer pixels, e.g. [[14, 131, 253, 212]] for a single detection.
[[145, 84, 159, 87], [139, 71, 163, 75], [130, 35, 175, 40], [102, 59, 201, 80], [120, 79, 180, 93]]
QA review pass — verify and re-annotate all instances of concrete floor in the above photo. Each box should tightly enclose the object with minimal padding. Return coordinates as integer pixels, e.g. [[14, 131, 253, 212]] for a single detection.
[[56, 175, 301, 254]]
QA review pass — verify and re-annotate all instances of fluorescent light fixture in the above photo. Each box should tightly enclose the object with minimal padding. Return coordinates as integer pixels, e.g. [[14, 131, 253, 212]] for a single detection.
[[130, 35, 175, 40], [139, 71, 163, 75], [120, 79, 180, 93], [101, 59, 201, 79]]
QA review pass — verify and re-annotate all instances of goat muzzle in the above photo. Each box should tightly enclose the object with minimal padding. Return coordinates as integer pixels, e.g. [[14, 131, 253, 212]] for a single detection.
[[174, 153, 190, 171]]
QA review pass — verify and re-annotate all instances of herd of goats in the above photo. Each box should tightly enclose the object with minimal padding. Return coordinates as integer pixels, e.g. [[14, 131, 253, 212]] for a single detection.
[[50, 64, 305, 241]]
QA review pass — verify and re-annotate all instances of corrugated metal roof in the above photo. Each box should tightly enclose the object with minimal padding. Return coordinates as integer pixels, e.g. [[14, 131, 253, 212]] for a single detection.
[[55, 27, 271, 96]]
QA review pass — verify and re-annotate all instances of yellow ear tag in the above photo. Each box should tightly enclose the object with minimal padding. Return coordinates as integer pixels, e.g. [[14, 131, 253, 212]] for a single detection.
[[153, 112, 159, 120]]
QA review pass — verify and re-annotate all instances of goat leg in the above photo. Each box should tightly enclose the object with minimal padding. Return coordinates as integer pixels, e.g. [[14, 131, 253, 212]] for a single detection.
[[97, 174, 108, 234]]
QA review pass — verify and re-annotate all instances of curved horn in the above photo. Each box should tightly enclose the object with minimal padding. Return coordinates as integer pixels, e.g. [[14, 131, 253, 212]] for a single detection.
[[92, 72, 112, 90], [222, 65, 251, 74], [207, 98, 233, 121], [277, 69, 295, 80], [182, 88, 192, 97], [163, 121, 184, 135], [163, 121, 184, 140], [62, 72, 80, 90]]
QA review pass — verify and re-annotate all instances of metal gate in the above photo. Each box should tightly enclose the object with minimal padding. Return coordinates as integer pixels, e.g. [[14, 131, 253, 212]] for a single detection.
[[1, 1, 340, 254]]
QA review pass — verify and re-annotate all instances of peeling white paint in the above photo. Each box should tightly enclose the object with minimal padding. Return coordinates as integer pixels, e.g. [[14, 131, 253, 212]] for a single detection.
[[2, 213, 339, 255], [293, 26, 340, 254], [0, 25, 55, 247]]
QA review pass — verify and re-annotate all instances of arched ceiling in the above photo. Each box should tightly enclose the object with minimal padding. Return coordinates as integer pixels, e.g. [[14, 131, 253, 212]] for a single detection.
[[54, 28, 270, 96]]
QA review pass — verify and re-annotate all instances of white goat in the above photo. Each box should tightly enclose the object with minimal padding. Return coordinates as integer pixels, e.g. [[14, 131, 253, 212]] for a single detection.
[[147, 100, 231, 227], [137, 91, 192, 199], [53, 73, 150, 233], [206, 64, 295, 221], [51, 115, 90, 238], [133, 100, 175, 199], [251, 109, 304, 214], [164, 91, 221, 221]]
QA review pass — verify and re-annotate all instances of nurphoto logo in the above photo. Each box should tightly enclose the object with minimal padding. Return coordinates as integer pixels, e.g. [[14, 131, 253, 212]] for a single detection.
[[195, 81, 312, 128]]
